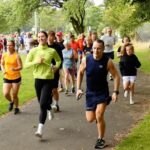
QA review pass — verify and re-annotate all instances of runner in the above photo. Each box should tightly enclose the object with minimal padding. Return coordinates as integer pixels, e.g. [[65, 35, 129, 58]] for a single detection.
[[101, 27, 116, 80], [62, 39, 76, 94], [76, 39, 120, 149], [25, 31, 61, 138], [117, 36, 131, 76], [1, 40, 22, 114], [48, 31, 63, 112], [120, 44, 141, 104]]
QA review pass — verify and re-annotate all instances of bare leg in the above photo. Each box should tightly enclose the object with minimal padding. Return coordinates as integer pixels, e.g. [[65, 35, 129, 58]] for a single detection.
[[12, 82, 21, 108], [129, 82, 135, 104], [86, 111, 96, 122], [95, 103, 107, 139], [3, 83, 12, 102]]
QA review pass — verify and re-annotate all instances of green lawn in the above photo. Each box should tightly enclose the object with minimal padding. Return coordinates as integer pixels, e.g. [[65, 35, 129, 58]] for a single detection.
[[136, 48, 150, 74], [115, 47, 150, 150], [115, 115, 150, 150], [0, 55, 35, 115]]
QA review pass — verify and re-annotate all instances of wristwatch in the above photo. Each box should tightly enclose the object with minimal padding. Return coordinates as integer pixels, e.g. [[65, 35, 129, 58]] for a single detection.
[[113, 90, 119, 95]]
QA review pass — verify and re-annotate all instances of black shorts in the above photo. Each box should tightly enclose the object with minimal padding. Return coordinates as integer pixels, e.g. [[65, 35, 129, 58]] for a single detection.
[[53, 71, 60, 88], [3, 77, 21, 84]]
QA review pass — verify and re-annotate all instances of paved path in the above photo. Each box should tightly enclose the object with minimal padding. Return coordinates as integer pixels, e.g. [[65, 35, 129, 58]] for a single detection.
[[0, 70, 150, 150]]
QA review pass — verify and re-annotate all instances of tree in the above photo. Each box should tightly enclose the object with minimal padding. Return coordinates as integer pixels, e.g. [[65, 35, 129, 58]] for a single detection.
[[103, 0, 143, 37], [0, 0, 68, 33], [63, 0, 87, 35], [85, 6, 104, 32], [39, 7, 68, 31]]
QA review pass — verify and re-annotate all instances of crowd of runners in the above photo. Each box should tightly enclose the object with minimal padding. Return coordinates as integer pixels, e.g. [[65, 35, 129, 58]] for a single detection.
[[0, 27, 141, 149]]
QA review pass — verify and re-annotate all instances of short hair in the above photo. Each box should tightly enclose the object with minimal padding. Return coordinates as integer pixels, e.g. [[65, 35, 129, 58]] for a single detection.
[[48, 31, 55, 37], [94, 39, 105, 48], [63, 39, 71, 45], [70, 35, 75, 39], [92, 32, 97, 35], [38, 31, 48, 38], [125, 43, 134, 52]]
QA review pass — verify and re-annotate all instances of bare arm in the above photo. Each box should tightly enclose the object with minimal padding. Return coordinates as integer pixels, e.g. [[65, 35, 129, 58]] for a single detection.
[[77, 57, 86, 90], [76, 57, 86, 99], [1, 54, 6, 74], [107, 59, 120, 102]]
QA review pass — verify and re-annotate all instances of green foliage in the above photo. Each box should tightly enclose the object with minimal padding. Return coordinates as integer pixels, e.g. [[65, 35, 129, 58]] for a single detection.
[[85, 6, 104, 32], [115, 115, 150, 150], [135, 49, 150, 74], [63, 0, 87, 34], [103, 0, 142, 37], [39, 7, 68, 31]]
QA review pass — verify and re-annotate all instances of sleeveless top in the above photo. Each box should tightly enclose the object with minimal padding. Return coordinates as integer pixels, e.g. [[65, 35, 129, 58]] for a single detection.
[[62, 49, 74, 69], [86, 54, 109, 93], [3, 52, 21, 80]]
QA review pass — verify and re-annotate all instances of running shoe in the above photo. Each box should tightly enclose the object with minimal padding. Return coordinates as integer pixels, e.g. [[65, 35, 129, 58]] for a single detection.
[[52, 104, 60, 112], [95, 138, 105, 149], [109, 75, 113, 81], [48, 110, 54, 120], [65, 89, 68, 95], [35, 131, 42, 138], [71, 87, 75, 94], [14, 108, 20, 114], [58, 88, 64, 92], [8, 102, 14, 111]]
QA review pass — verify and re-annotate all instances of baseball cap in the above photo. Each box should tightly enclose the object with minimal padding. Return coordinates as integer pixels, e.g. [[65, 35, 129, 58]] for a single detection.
[[56, 31, 63, 37]]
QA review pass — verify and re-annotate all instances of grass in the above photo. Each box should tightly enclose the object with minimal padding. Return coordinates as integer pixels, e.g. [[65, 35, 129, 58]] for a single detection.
[[136, 48, 150, 74], [114, 43, 150, 74], [0, 55, 35, 115], [115, 115, 150, 150], [114, 42, 150, 150]]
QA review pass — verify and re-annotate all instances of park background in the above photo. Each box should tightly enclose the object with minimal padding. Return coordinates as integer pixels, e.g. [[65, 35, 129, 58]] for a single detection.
[[0, 0, 150, 149]]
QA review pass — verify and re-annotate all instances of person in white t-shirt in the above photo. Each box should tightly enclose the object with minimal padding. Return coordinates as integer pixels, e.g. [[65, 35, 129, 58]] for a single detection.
[[101, 27, 116, 80]]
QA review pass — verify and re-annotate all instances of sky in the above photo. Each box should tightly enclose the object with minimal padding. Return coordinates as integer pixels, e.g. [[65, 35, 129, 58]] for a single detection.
[[93, 0, 104, 5]]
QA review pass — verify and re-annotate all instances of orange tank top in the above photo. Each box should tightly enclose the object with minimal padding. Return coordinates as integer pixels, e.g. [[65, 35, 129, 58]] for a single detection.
[[3, 52, 21, 80]]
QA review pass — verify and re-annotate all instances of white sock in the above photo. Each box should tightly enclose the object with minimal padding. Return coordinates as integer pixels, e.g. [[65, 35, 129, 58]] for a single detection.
[[129, 92, 134, 104], [37, 123, 43, 134], [124, 90, 128, 98]]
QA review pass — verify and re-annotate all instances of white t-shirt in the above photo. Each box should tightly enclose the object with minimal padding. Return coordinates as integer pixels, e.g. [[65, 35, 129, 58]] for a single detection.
[[101, 35, 115, 53]]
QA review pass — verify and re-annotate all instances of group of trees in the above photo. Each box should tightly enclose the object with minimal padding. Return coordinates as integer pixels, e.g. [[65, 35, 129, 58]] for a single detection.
[[0, 0, 150, 37], [104, 0, 150, 36]]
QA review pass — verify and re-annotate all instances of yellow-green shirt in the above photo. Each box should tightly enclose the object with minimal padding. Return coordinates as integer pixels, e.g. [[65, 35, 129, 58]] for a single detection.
[[24, 45, 61, 79]]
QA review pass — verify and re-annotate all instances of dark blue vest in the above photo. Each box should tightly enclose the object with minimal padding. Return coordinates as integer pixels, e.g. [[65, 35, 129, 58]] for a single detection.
[[86, 54, 109, 93]]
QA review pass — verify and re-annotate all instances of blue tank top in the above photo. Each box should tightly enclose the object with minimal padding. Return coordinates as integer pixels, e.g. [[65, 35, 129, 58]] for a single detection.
[[86, 54, 109, 93]]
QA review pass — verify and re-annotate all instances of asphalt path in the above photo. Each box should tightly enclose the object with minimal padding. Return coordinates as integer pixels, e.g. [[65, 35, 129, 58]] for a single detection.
[[0, 67, 150, 150]]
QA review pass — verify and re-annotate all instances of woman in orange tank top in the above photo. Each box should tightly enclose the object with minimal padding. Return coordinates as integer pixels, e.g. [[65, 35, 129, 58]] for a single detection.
[[1, 40, 22, 114]]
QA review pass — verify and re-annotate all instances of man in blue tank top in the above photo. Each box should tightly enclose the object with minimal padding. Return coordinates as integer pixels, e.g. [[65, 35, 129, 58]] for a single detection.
[[76, 40, 120, 149]]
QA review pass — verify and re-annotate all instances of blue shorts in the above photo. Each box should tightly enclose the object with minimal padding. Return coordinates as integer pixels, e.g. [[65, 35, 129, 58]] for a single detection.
[[86, 91, 111, 111]]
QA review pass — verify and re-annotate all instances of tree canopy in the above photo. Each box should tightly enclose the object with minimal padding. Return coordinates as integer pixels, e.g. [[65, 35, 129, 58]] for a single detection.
[[0, 0, 87, 34], [104, 0, 150, 36]]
